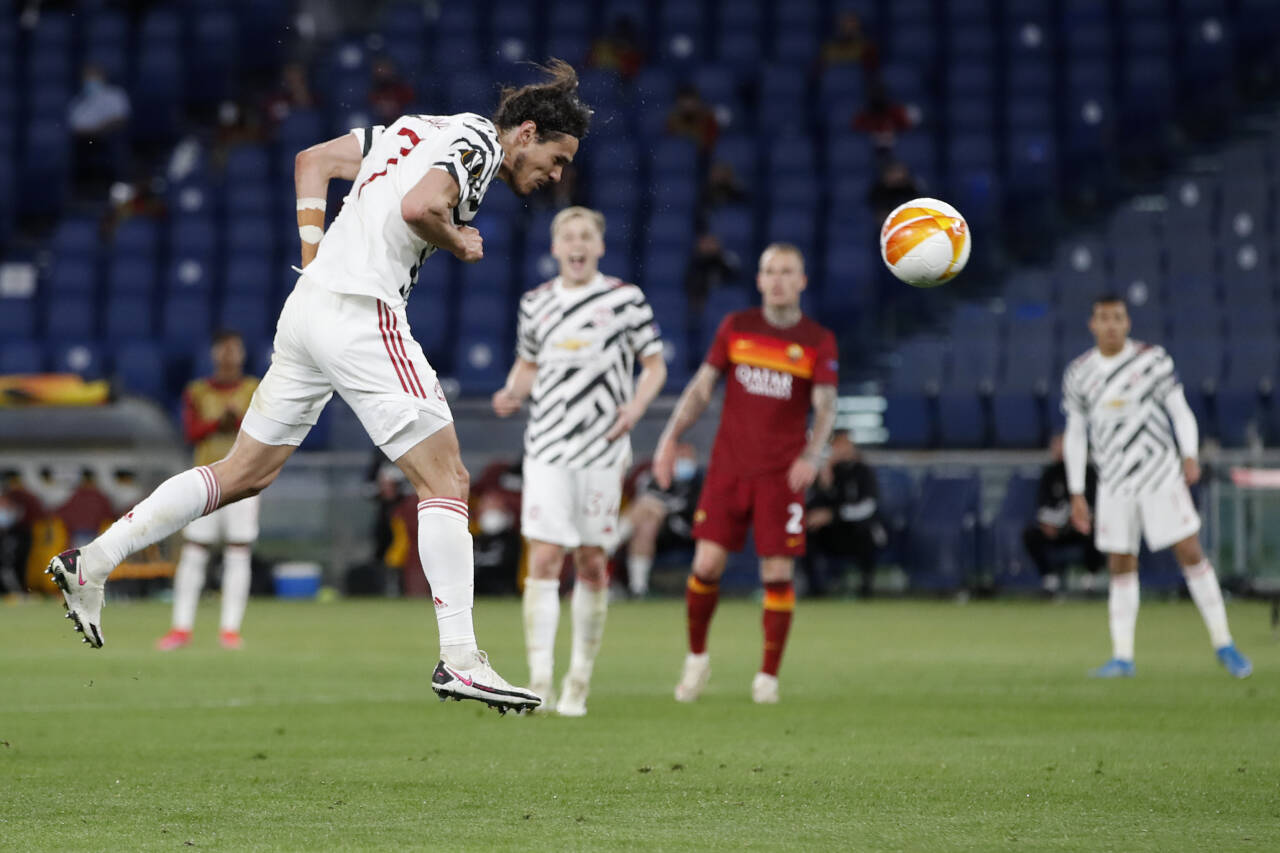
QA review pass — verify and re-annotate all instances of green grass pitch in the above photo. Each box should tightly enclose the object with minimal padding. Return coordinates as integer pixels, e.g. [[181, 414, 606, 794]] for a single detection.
[[2, 595, 1277, 851]]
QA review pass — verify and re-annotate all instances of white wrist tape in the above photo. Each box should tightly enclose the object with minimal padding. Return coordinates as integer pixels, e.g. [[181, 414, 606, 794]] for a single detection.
[[296, 197, 327, 212], [298, 225, 325, 244]]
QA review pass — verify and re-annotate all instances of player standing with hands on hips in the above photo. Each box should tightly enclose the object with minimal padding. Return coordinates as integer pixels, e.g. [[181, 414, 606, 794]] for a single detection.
[[653, 243, 839, 704], [48, 61, 592, 714], [1063, 295, 1251, 678], [492, 206, 666, 717]]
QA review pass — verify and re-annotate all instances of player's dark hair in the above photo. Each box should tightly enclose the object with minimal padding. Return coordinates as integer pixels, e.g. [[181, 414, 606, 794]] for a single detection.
[[1092, 293, 1127, 309], [493, 59, 592, 140], [211, 328, 243, 346]]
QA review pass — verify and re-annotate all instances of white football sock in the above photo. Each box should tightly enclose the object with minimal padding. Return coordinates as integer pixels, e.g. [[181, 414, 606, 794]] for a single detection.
[[1108, 571, 1139, 661], [84, 466, 220, 582], [568, 581, 608, 683], [1183, 559, 1232, 649], [417, 498, 478, 666], [171, 542, 209, 631], [523, 577, 561, 686], [628, 554, 652, 596], [220, 545, 252, 633]]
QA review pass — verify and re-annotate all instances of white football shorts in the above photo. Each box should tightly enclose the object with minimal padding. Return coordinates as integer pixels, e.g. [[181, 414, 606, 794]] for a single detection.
[[242, 276, 452, 461], [185, 494, 261, 545], [521, 456, 625, 550], [1094, 474, 1201, 555]]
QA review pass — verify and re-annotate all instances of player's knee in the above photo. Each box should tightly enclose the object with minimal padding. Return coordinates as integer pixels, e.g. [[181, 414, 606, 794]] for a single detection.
[[691, 552, 725, 581], [573, 547, 607, 582], [1173, 537, 1204, 567]]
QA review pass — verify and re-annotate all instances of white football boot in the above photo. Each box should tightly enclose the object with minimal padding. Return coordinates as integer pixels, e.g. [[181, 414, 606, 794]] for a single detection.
[[555, 675, 589, 717], [674, 652, 711, 702], [46, 549, 106, 649], [751, 672, 780, 704], [430, 651, 541, 715]]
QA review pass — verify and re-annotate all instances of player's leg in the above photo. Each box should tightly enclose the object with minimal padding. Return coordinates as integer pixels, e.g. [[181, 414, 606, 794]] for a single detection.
[[157, 538, 212, 650], [675, 539, 729, 702], [218, 495, 260, 650], [523, 538, 566, 708], [48, 433, 295, 648], [625, 494, 666, 597], [558, 545, 608, 717], [747, 474, 806, 702], [1149, 482, 1252, 677], [1089, 486, 1140, 677]]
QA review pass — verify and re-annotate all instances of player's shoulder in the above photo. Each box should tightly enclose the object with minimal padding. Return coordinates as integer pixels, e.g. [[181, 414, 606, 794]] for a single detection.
[[1065, 347, 1099, 374], [519, 279, 558, 305], [601, 275, 645, 298], [452, 112, 499, 139], [1133, 339, 1168, 359]]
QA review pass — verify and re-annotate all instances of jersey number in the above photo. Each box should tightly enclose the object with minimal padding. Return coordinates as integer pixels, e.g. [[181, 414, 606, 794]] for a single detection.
[[356, 127, 422, 197], [785, 502, 804, 535]]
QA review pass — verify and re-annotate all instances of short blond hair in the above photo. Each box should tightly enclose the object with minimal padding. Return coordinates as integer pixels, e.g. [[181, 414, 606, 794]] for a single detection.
[[759, 242, 805, 270], [550, 206, 606, 240]]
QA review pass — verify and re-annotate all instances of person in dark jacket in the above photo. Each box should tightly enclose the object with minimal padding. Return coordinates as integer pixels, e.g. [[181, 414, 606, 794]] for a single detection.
[[1023, 433, 1102, 594], [806, 432, 885, 597]]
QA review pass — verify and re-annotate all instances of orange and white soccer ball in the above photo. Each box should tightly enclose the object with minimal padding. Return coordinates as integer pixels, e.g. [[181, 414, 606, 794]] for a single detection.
[[880, 198, 971, 287]]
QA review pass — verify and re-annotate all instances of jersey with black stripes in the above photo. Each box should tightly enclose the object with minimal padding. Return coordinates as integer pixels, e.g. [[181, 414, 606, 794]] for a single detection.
[[303, 113, 503, 305], [517, 274, 663, 470], [1061, 339, 1185, 496]]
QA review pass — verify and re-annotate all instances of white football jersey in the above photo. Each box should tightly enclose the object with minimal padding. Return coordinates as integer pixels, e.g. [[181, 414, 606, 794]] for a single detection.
[[303, 113, 504, 306], [517, 274, 663, 470], [1062, 339, 1185, 496]]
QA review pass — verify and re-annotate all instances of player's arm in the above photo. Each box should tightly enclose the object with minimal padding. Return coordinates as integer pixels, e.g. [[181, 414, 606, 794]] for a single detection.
[[400, 169, 483, 263], [1064, 409, 1091, 534], [1163, 384, 1201, 485], [652, 363, 721, 489], [294, 133, 364, 268], [606, 351, 668, 441], [788, 383, 837, 492], [492, 358, 538, 417]]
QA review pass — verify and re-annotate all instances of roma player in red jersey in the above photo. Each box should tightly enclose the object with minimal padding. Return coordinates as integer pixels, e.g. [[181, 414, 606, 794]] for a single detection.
[[652, 243, 838, 704]]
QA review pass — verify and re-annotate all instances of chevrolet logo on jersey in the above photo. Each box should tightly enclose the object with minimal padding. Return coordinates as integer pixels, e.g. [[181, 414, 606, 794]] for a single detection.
[[554, 338, 592, 351]]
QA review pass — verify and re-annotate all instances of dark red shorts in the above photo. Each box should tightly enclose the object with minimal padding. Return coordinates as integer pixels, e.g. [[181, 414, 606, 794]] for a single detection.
[[692, 464, 807, 557]]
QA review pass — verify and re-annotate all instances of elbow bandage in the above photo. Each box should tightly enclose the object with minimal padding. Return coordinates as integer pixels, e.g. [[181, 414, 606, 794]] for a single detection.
[[298, 225, 324, 244]]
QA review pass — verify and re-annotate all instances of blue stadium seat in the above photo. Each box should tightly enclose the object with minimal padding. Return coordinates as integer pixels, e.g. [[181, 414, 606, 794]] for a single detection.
[[172, 219, 218, 264], [0, 297, 37, 340], [225, 185, 273, 219], [706, 208, 755, 261], [224, 255, 275, 296], [404, 295, 449, 362], [189, 10, 239, 103], [161, 293, 212, 347], [106, 254, 157, 297], [0, 340, 44, 374], [219, 293, 271, 341], [48, 259, 97, 297], [989, 473, 1043, 589], [906, 474, 981, 591], [50, 219, 100, 262], [642, 247, 690, 293], [226, 219, 275, 256], [112, 341, 166, 400], [50, 341, 105, 380], [648, 175, 699, 212], [112, 219, 159, 258], [880, 393, 932, 448], [888, 338, 947, 393], [991, 392, 1044, 447], [452, 337, 505, 395], [716, 29, 761, 70], [225, 145, 271, 184], [103, 295, 153, 341], [649, 137, 699, 178]]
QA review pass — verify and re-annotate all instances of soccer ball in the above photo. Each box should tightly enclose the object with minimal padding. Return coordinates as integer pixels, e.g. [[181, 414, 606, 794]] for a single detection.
[[880, 198, 971, 287]]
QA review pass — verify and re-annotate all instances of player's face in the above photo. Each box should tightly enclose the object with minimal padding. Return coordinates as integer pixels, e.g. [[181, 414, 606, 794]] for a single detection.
[[508, 126, 579, 196], [1088, 302, 1130, 354], [551, 217, 605, 283], [756, 248, 807, 309], [212, 338, 245, 377]]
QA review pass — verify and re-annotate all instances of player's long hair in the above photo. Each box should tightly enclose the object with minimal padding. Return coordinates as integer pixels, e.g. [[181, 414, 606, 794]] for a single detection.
[[493, 59, 592, 140]]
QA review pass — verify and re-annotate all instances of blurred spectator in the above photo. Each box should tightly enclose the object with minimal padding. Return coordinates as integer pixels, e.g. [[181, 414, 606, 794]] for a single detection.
[[529, 162, 581, 210], [805, 432, 885, 597], [852, 78, 912, 152], [1023, 434, 1102, 595], [102, 178, 167, 237], [1, 469, 45, 529], [473, 491, 520, 596], [665, 84, 720, 152], [68, 63, 131, 193], [213, 99, 264, 161], [623, 444, 704, 597], [701, 161, 748, 211], [685, 233, 741, 309], [819, 11, 879, 74], [263, 61, 317, 127], [867, 159, 923, 223], [0, 492, 30, 596], [57, 469, 117, 548], [471, 457, 524, 520], [587, 15, 646, 80], [368, 57, 415, 125]]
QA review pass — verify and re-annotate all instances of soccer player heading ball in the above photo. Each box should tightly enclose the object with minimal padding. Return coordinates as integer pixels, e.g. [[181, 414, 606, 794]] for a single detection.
[[1063, 295, 1251, 679], [653, 244, 839, 704], [47, 60, 592, 715], [492, 206, 667, 717]]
